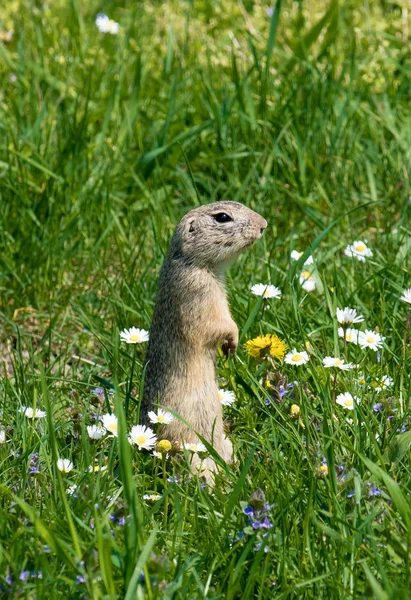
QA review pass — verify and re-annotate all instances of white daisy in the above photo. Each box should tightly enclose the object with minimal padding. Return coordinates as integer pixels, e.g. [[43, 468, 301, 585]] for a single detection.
[[218, 389, 236, 406], [336, 392, 360, 410], [290, 250, 313, 265], [338, 327, 359, 344], [57, 459, 74, 473], [0, 429, 5, 444], [129, 425, 157, 450], [284, 349, 310, 366], [147, 409, 174, 425], [400, 288, 411, 304], [374, 375, 394, 391], [344, 241, 373, 262], [88, 464, 108, 473], [336, 307, 364, 325], [120, 327, 149, 344], [143, 493, 161, 502], [250, 283, 282, 299], [87, 425, 106, 440], [323, 357, 354, 371], [101, 413, 118, 437], [95, 13, 120, 34], [358, 330, 385, 351], [182, 441, 207, 453], [20, 406, 46, 419], [299, 270, 316, 292]]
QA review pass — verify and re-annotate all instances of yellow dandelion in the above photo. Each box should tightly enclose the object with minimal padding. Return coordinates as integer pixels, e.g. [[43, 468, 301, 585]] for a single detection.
[[244, 334, 287, 360], [289, 404, 300, 419]]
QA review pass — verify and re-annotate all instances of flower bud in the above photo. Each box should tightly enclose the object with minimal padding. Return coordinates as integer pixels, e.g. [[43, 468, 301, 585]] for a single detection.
[[157, 439, 172, 453]]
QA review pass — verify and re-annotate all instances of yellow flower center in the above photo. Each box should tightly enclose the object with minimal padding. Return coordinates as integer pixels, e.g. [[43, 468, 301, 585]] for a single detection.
[[344, 399, 353, 408], [129, 333, 141, 342], [366, 335, 375, 343], [335, 359, 343, 366], [263, 289, 270, 298], [358, 378, 366, 385], [355, 242, 366, 252], [108, 423, 118, 434], [291, 354, 302, 362], [301, 271, 312, 280], [157, 415, 165, 423], [136, 435, 147, 445], [218, 391, 223, 400], [346, 333, 354, 341]]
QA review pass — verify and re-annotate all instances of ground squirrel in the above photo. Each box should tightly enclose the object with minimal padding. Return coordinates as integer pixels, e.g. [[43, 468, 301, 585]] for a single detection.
[[141, 201, 267, 476]]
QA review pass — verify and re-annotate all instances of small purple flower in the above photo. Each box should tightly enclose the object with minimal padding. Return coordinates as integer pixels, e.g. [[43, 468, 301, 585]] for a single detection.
[[233, 531, 245, 543], [373, 403, 384, 413], [109, 513, 117, 522], [266, 7, 274, 17], [76, 575, 86, 584], [19, 571, 30, 582], [369, 485, 382, 497], [29, 467, 40, 474], [396, 425, 407, 434], [243, 506, 254, 516], [5, 575, 12, 585], [377, 351, 381, 363], [91, 387, 105, 401], [278, 385, 287, 398], [117, 516, 126, 526], [31, 571, 42, 579], [347, 490, 355, 498], [254, 541, 269, 552]]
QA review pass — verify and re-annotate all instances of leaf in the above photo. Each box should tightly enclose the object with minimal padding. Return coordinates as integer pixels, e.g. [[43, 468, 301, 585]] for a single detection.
[[360, 455, 411, 527], [386, 430, 411, 463]]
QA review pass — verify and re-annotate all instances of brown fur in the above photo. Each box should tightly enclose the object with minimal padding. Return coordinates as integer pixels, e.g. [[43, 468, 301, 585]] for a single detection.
[[141, 201, 267, 476]]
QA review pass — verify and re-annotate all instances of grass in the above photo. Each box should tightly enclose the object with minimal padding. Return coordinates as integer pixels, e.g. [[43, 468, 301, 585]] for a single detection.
[[1, 0, 411, 597]]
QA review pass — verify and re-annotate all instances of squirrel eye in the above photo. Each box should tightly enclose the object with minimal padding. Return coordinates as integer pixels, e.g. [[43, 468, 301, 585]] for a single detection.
[[213, 213, 232, 223]]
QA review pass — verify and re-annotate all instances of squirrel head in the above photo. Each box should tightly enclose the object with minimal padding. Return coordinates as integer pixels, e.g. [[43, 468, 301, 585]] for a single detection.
[[169, 201, 267, 271]]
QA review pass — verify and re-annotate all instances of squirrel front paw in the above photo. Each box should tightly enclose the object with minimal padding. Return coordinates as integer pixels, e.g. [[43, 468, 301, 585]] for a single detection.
[[222, 330, 238, 357]]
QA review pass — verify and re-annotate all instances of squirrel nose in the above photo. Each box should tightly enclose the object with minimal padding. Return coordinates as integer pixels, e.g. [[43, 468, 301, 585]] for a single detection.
[[260, 218, 268, 234]]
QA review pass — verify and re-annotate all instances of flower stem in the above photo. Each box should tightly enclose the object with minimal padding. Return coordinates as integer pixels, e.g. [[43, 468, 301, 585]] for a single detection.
[[162, 454, 168, 529], [125, 347, 137, 418]]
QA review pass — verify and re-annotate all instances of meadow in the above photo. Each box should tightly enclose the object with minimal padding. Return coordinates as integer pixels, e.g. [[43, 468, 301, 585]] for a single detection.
[[1, 0, 411, 597]]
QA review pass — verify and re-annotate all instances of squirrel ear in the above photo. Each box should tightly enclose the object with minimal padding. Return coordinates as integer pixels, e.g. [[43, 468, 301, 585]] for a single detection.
[[187, 218, 196, 233]]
